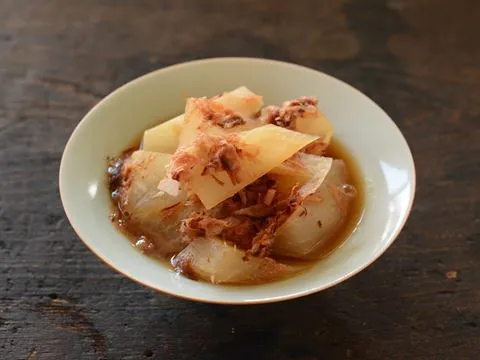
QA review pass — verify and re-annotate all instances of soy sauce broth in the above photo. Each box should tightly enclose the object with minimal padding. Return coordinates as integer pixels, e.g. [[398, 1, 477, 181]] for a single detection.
[[107, 136, 365, 282]]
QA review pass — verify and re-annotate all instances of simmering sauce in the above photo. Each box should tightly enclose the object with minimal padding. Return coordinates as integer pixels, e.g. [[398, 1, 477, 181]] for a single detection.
[[107, 136, 365, 281]]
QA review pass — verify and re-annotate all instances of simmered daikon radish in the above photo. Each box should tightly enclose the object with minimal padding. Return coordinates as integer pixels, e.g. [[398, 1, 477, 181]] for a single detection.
[[297, 117, 333, 156], [216, 86, 263, 118], [119, 151, 186, 217], [134, 202, 202, 257], [179, 98, 253, 147], [245, 154, 333, 257], [273, 160, 355, 258], [173, 237, 302, 284], [260, 97, 333, 155], [271, 153, 333, 196], [173, 125, 318, 209], [270, 153, 311, 180], [117, 151, 195, 255], [143, 86, 262, 153], [296, 155, 333, 198], [179, 91, 263, 147], [143, 114, 184, 153], [108, 88, 362, 286], [296, 110, 333, 147]]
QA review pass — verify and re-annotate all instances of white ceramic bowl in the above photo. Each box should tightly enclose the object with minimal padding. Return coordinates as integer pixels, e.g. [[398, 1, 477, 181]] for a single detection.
[[59, 58, 415, 304]]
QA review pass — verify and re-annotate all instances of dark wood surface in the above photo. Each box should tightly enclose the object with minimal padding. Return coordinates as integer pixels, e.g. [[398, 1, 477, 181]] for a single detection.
[[1, 0, 479, 359]]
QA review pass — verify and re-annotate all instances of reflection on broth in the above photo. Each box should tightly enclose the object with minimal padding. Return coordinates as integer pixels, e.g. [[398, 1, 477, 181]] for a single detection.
[[107, 87, 364, 285]]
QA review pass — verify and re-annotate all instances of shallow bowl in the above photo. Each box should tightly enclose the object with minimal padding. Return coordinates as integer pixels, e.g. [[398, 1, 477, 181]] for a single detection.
[[59, 58, 415, 304]]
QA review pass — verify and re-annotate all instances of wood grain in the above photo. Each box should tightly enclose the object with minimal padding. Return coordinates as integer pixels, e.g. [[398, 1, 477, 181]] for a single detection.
[[1, 0, 479, 359]]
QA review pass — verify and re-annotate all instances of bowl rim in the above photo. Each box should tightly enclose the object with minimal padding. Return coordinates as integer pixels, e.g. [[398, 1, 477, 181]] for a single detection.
[[59, 57, 416, 304]]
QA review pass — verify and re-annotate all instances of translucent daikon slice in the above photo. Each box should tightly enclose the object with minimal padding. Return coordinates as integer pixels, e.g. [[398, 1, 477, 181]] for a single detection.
[[187, 125, 318, 209], [133, 201, 204, 258], [270, 153, 333, 196], [118, 151, 198, 256], [270, 153, 311, 179], [296, 110, 333, 146], [143, 114, 184, 153], [179, 95, 262, 147], [142, 86, 262, 153], [173, 237, 302, 284], [273, 160, 354, 258], [120, 150, 186, 217], [216, 86, 263, 118]]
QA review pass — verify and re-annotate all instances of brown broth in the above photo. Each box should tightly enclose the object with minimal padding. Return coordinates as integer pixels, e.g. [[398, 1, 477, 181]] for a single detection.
[[107, 136, 365, 284]]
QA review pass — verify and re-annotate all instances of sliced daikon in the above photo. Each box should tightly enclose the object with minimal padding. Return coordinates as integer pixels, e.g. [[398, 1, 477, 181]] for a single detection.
[[270, 153, 332, 195], [142, 114, 184, 153], [178, 98, 234, 147], [119, 150, 193, 256], [120, 150, 186, 217], [270, 154, 310, 179], [143, 86, 263, 153], [296, 107, 333, 155], [260, 99, 334, 154], [173, 237, 301, 284], [246, 154, 333, 257], [186, 125, 318, 209], [296, 110, 333, 144], [179, 90, 263, 147], [134, 202, 203, 257], [215, 86, 263, 118], [296, 155, 333, 198], [273, 160, 354, 258]]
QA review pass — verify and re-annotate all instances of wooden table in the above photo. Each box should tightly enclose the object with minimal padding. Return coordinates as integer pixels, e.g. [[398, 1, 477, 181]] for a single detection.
[[1, 1, 479, 359]]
